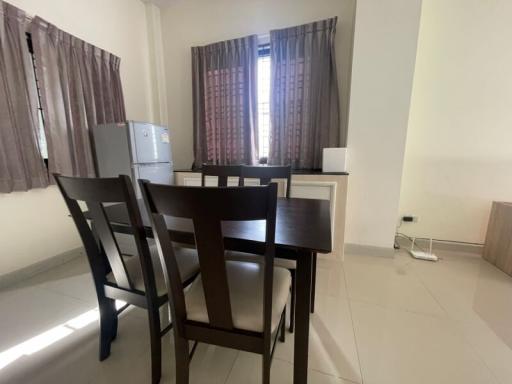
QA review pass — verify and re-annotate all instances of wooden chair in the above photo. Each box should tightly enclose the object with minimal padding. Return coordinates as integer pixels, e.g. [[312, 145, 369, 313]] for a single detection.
[[200, 164, 243, 186], [240, 165, 292, 198], [140, 181, 290, 384], [54, 174, 200, 384]]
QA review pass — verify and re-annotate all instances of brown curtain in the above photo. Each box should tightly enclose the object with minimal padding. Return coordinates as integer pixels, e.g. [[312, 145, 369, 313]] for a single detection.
[[192, 35, 258, 166], [30, 17, 126, 178], [0, 1, 48, 193], [269, 18, 341, 169]]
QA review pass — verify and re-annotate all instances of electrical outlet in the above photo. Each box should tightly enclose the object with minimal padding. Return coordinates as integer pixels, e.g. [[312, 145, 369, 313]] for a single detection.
[[402, 215, 419, 223]]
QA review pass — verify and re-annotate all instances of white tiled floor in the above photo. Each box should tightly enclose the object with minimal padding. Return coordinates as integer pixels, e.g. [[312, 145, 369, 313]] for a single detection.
[[1, 247, 512, 383]]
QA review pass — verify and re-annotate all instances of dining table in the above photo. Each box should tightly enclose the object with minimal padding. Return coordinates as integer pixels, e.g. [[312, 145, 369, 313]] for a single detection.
[[97, 196, 332, 384]]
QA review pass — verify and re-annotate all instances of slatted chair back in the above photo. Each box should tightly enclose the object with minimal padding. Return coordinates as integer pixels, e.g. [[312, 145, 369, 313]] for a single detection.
[[201, 164, 243, 187], [140, 181, 277, 338], [240, 165, 292, 198], [54, 174, 159, 299]]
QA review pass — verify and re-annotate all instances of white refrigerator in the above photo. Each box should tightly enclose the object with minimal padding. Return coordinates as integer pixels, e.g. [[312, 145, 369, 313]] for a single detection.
[[92, 121, 173, 196]]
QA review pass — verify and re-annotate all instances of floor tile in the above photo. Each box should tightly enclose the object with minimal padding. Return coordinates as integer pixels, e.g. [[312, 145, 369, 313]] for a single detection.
[[315, 257, 348, 298], [2, 246, 512, 384], [13, 256, 97, 306], [274, 295, 361, 383], [103, 334, 239, 384], [455, 316, 512, 384], [412, 253, 512, 325], [408, 251, 512, 384], [343, 253, 446, 317], [0, 307, 142, 384], [89, 312, 152, 383], [350, 300, 499, 384], [226, 351, 355, 384], [0, 285, 89, 350]]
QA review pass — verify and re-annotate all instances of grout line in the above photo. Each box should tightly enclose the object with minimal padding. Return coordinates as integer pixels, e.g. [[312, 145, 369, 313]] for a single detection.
[[272, 355, 360, 384], [345, 250, 448, 319], [309, 365, 361, 384], [404, 254, 501, 383], [407, 259, 451, 319], [346, 297, 447, 320], [341, 261, 365, 384], [454, 329, 505, 384], [43, 285, 97, 306], [222, 350, 240, 384], [406, 253, 503, 384]]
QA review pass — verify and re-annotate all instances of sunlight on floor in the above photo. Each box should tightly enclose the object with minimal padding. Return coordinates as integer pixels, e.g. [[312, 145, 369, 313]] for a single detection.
[[0, 300, 126, 370]]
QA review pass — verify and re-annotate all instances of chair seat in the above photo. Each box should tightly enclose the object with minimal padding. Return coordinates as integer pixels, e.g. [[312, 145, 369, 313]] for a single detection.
[[107, 245, 199, 296], [185, 261, 291, 333], [225, 250, 296, 270]]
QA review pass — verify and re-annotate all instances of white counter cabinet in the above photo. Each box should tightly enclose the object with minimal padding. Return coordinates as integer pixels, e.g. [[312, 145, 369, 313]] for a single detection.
[[174, 171, 348, 260]]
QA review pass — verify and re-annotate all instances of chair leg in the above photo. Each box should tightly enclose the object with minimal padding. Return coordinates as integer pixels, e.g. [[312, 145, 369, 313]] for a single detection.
[[279, 308, 286, 343], [98, 298, 116, 361], [311, 252, 317, 314], [148, 308, 162, 384], [111, 306, 118, 341], [262, 352, 271, 384], [289, 269, 296, 333], [174, 333, 190, 384]]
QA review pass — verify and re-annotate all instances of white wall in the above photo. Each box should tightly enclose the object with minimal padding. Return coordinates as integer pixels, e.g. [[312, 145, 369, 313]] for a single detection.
[[148, 0, 424, 250], [0, 0, 427, 275], [0, 0, 155, 275], [399, 0, 512, 244], [159, 0, 356, 169], [145, 2, 169, 126], [344, 0, 423, 248]]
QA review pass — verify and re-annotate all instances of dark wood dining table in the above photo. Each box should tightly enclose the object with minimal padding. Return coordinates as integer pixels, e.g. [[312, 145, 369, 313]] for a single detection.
[[98, 197, 332, 384]]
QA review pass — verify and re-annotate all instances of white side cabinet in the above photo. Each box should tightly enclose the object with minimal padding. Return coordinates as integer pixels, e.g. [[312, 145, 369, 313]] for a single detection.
[[174, 171, 348, 259], [290, 174, 347, 260]]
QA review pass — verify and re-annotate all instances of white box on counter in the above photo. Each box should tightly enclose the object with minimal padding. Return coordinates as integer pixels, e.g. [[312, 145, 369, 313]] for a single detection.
[[322, 148, 348, 172]]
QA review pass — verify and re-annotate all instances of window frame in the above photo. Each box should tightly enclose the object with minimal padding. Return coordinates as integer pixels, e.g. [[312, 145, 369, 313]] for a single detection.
[[257, 43, 271, 163], [25, 32, 48, 167]]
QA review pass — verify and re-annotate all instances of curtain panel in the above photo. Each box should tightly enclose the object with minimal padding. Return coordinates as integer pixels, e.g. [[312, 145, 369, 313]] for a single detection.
[[30, 17, 126, 178], [0, 1, 48, 193], [269, 17, 341, 169], [192, 35, 258, 166]]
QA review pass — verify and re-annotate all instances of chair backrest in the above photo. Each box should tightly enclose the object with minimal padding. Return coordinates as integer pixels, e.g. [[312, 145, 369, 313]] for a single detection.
[[201, 164, 243, 187], [54, 174, 159, 298], [140, 180, 277, 337], [240, 165, 292, 198]]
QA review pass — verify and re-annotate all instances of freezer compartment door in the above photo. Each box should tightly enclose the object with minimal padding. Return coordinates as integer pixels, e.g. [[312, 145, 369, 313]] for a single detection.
[[129, 122, 171, 164], [132, 163, 174, 196], [92, 122, 132, 178]]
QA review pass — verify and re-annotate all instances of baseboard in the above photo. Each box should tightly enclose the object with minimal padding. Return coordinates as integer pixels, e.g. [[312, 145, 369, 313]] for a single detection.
[[396, 236, 483, 256], [344, 243, 395, 258], [0, 247, 84, 289]]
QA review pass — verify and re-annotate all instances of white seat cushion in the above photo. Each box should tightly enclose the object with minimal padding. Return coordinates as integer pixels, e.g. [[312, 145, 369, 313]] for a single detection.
[[184, 260, 291, 333], [225, 250, 296, 270], [107, 245, 199, 296]]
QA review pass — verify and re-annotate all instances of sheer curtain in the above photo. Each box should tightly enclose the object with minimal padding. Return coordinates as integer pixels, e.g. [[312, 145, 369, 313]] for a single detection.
[[30, 16, 126, 178], [0, 1, 48, 193], [269, 18, 341, 169], [192, 35, 258, 166]]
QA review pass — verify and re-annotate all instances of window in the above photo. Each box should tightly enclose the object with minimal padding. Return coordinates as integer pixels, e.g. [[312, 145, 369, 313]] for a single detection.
[[26, 32, 48, 164], [257, 44, 271, 161]]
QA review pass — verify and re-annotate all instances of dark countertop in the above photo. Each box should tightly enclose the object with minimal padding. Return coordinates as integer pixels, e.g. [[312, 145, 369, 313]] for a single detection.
[[174, 168, 349, 176]]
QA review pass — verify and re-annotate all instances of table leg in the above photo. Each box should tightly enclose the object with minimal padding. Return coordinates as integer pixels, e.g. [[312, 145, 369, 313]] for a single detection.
[[310, 252, 317, 313], [293, 250, 313, 384]]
